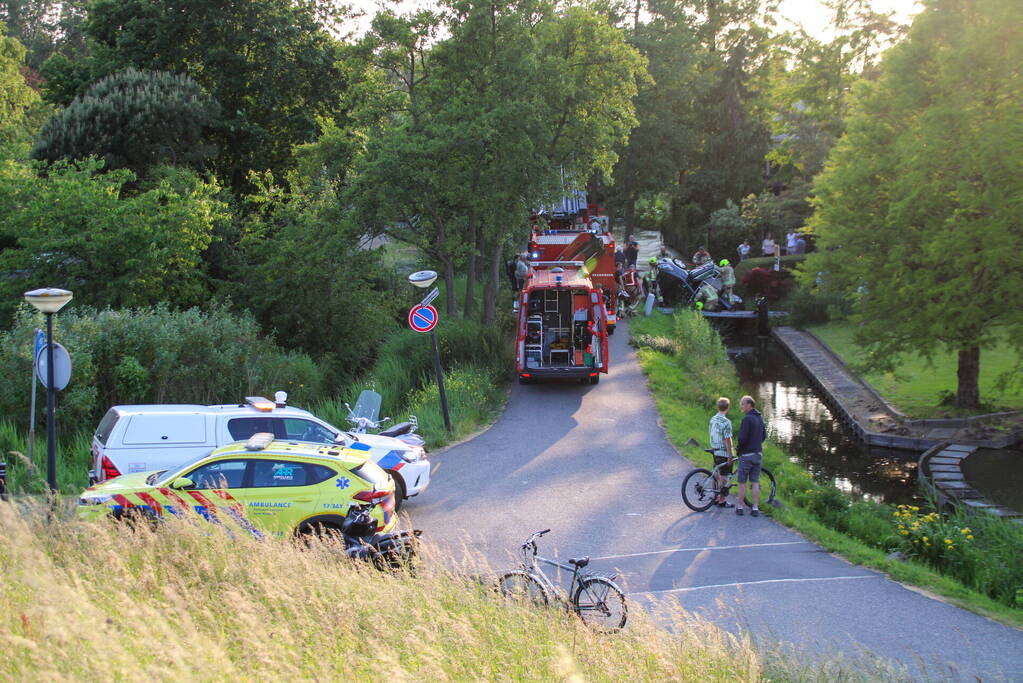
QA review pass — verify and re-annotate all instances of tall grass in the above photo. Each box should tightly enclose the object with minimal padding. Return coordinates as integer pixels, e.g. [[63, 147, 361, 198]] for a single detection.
[[0, 421, 91, 493], [0, 503, 914, 680], [630, 311, 1023, 624]]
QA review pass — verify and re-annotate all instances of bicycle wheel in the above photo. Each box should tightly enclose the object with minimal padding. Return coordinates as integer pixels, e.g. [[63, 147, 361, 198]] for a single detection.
[[743, 467, 777, 508], [681, 468, 717, 512], [573, 576, 627, 631], [497, 570, 550, 607]]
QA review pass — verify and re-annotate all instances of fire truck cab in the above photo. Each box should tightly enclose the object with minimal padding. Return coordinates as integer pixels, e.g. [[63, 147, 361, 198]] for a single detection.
[[515, 262, 609, 385]]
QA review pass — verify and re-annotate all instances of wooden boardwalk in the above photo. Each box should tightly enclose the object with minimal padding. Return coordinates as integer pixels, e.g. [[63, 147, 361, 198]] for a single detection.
[[772, 327, 940, 450]]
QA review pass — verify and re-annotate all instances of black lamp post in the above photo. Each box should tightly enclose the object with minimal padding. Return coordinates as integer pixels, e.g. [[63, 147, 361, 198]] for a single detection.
[[23, 287, 73, 494]]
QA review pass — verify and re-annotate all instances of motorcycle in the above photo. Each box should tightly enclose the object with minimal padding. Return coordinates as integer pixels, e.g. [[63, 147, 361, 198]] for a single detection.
[[339, 504, 422, 571], [654, 258, 742, 310], [345, 389, 425, 448]]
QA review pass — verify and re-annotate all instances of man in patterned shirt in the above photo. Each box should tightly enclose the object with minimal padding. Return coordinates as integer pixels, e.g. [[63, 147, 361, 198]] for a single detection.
[[708, 397, 735, 508]]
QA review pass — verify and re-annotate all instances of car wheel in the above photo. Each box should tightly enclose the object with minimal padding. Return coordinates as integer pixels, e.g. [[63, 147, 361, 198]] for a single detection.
[[388, 470, 406, 513], [589, 374, 600, 385]]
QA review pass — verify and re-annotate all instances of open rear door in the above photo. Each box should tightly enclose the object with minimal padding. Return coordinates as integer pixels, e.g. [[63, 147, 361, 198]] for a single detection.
[[590, 290, 609, 374]]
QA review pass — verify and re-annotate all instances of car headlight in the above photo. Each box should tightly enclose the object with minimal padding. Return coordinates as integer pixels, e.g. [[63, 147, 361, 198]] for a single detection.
[[79, 494, 113, 505], [399, 446, 425, 463]]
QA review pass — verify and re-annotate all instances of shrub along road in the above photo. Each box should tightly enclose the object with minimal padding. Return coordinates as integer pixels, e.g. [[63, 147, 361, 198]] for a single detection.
[[406, 323, 1023, 681]]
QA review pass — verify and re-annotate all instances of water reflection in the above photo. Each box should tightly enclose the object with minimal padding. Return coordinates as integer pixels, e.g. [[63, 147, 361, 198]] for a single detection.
[[730, 339, 922, 506], [961, 449, 1023, 513]]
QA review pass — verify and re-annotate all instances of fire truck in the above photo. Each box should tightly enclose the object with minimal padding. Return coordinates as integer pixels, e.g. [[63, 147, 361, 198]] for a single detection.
[[529, 192, 618, 334], [515, 233, 610, 385]]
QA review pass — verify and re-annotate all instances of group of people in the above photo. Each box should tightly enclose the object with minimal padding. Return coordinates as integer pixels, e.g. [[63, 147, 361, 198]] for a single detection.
[[708, 395, 768, 517], [737, 230, 806, 261], [687, 245, 735, 312]]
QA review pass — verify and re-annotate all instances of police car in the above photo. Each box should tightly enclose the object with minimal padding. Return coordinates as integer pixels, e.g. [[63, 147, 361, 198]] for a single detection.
[[90, 394, 429, 511], [78, 434, 398, 537]]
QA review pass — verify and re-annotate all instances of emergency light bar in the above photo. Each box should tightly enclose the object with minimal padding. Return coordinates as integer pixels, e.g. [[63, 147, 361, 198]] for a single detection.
[[529, 261, 584, 267], [245, 432, 275, 450], [246, 396, 275, 412]]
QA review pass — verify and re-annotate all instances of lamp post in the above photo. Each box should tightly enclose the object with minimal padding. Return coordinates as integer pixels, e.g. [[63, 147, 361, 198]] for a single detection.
[[23, 287, 72, 494], [408, 271, 451, 432]]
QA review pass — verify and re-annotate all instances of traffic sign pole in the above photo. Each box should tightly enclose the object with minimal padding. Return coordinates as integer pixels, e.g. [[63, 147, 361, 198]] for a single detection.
[[408, 302, 450, 432], [431, 330, 452, 432], [45, 312, 56, 493]]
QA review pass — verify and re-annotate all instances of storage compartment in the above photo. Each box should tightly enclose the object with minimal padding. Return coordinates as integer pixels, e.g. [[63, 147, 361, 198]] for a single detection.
[[524, 289, 593, 368], [121, 414, 208, 445]]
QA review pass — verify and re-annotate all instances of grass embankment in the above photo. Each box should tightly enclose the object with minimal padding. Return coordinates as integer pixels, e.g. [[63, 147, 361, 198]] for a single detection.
[[808, 321, 1023, 418], [630, 311, 1023, 627], [0, 502, 904, 681]]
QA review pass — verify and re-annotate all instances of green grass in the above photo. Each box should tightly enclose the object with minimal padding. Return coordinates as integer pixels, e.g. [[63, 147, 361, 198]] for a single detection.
[[0, 502, 924, 680], [629, 311, 1023, 628], [809, 321, 1023, 417]]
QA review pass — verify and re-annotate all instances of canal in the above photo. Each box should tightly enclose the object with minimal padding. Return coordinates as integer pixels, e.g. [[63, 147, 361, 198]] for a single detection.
[[729, 337, 923, 506]]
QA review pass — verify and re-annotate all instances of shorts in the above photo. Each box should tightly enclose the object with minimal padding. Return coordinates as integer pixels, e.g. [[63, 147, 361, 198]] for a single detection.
[[736, 452, 762, 484], [712, 454, 732, 476]]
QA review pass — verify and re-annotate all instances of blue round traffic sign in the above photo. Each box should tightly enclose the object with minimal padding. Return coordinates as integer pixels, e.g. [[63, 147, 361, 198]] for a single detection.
[[408, 304, 438, 333]]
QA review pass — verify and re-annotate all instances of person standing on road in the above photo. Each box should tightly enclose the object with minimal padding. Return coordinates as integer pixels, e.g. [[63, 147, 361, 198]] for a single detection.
[[735, 395, 767, 517], [709, 397, 735, 508]]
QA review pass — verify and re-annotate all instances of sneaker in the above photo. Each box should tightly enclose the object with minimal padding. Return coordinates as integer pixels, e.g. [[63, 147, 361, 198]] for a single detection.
[[736, 508, 744, 516], [751, 508, 760, 517], [716, 501, 735, 508]]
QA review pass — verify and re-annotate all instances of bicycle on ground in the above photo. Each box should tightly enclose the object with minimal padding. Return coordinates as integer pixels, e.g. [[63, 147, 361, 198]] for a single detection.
[[681, 449, 777, 512], [496, 529, 628, 631]]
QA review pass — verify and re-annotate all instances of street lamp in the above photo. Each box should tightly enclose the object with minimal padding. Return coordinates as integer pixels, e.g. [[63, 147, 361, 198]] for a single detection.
[[408, 271, 451, 432], [23, 287, 72, 494]]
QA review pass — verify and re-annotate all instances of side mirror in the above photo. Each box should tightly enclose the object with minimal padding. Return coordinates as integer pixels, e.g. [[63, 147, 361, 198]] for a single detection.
[[171, 477, 194, 490]]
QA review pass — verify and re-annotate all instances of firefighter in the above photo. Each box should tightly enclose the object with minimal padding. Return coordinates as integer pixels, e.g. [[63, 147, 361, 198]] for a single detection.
[[719, 259, 736, 304], [695, 281, 719, 311], [643, 256, 659, 301], [692, 246, 712, 265], [622, 264, 642, 315]]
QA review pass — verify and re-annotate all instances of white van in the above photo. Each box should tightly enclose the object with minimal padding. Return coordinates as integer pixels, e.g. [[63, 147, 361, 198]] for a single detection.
[[89, 396, 429, 510]]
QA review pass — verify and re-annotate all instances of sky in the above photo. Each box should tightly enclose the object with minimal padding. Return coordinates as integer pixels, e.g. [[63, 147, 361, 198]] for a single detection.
[[346, 0, 925, 39], [775, 0, 923, 38]]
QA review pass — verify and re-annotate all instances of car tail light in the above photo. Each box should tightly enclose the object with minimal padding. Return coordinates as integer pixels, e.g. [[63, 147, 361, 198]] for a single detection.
[[353, 489, 395, 529], [100, 456, 122, 481]]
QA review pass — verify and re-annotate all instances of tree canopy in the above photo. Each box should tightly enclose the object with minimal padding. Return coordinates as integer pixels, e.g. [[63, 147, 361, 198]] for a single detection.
[[801, 0, 1023, 408]]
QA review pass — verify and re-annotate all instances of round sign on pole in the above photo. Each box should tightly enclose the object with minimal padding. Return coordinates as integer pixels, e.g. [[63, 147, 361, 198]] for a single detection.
[[408, 304, 439, 334], [36, 342, 72, 390]]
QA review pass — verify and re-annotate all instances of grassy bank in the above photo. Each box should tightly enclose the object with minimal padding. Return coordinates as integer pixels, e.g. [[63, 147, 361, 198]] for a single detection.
[[809, 321, 1023, 418], [630, 311, 1023, 627], [0, 502, 918, 680]]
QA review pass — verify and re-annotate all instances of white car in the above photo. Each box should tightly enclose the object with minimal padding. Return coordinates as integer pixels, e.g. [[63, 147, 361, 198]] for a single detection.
[[89, 395, 429, 510]]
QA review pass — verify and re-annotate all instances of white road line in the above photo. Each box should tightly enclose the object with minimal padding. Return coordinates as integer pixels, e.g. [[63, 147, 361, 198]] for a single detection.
[[630, 574, 880, 596], [592, 540, 811, 561]]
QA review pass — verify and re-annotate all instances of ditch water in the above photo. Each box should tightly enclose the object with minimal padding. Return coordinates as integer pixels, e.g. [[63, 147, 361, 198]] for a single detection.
[[728, 337, 923, 506]]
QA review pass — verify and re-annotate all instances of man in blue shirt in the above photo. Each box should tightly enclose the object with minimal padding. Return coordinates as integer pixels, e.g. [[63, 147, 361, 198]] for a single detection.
[[736, 395, 767, 517]]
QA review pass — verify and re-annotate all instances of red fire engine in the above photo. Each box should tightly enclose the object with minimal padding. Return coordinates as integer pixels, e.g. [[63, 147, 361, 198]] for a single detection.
[[515, 239, 610, 385]]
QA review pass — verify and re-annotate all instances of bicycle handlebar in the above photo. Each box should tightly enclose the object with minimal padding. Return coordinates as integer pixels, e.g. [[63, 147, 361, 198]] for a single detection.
[[521, 528, 551, 549]]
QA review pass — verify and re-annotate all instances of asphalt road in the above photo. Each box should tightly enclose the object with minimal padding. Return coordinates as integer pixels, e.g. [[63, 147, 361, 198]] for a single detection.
[[405, 322, 1023, 681]]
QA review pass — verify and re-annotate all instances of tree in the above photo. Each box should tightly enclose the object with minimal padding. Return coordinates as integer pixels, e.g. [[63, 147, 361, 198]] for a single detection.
[[47, 0, 351, 191], [0, 24, 39, 154], [0, 158, 226, 318], [31, 68, 220, 175], [802, 0, 1023, 409]]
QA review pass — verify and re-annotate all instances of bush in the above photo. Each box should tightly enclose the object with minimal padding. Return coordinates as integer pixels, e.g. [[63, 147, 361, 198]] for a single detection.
[[739, 267, 794, 301], [0, 304, 326, 435], [784, 284, 853, 327]]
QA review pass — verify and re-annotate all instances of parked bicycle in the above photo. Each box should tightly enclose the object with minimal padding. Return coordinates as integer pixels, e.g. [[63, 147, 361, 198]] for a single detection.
[[681, 449, 777, 512], [497, 529, 628, 631]]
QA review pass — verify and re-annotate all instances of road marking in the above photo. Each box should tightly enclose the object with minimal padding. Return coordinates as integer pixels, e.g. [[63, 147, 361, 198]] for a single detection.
[[592, 540, 811, 561], [630, 574, 880, 597]]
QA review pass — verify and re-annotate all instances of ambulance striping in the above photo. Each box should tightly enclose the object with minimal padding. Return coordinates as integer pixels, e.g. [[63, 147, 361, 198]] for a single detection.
[[158, 487, 191, 515], [112, 494, 134, 508], [186, 490, 221, 520], [135, 492, 163, 516], [212, 489, 264, 538]]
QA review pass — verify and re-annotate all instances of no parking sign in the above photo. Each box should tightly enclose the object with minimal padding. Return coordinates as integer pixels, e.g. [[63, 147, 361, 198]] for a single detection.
[[408, 304, 438, 333]]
